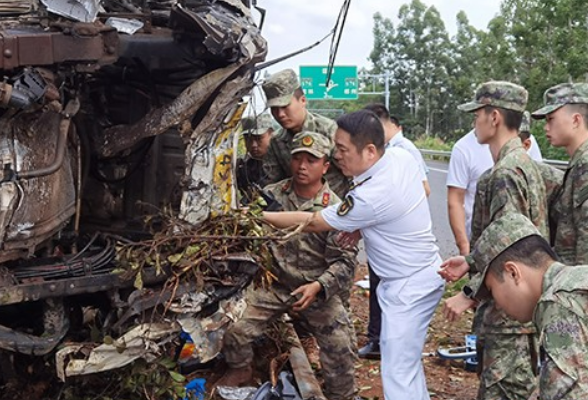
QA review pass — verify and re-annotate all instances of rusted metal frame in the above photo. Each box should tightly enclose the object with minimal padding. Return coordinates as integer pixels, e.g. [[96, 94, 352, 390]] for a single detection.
[[0, 266, 168, 306], [284, 323, 326, 400], [96, 62, 244, 157], [0, 29, 119, 70], [16, 98, 80, 180], [0, 297, 69, 355]]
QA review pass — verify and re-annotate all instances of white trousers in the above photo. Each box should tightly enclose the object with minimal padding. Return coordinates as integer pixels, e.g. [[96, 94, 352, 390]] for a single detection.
[[377, 262, 445, 400]]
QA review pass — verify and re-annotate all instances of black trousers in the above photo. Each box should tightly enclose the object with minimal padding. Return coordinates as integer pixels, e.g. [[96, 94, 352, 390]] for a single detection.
[[367, 262, 382, 343]]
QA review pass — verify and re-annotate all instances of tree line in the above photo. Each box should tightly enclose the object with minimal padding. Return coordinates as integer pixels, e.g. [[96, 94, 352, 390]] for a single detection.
[[309, 0, 588, 159]]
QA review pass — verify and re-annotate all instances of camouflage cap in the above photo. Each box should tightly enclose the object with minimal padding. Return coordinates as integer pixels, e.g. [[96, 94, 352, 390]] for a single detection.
[[458, 81, 528, 113], [519, 110, 531, 133], [531, 83, 588, 119], [262, 69, 300, 107], [242, 113, 274, 136], [473, 213, 542, 300], [291, 131, 331, 158]]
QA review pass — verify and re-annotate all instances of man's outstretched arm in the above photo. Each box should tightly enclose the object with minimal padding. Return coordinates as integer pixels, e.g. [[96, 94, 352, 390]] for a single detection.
[[263, 210, 334, 233]]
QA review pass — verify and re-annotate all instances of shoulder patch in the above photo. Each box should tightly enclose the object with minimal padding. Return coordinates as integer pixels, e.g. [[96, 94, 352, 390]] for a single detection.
[[322, 192, 330, 207], [337, 196, 354, 216], [281, 180, 291, 192]]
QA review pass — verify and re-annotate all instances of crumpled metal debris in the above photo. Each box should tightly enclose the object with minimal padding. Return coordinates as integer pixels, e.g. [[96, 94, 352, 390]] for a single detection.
[[55, 322, 179, 381], [40, 0, 100, 22], [217, 386, 258, 400], [177, 297, 247, 364], [169, 291, 209, 314], [105, 17, 144, 34]]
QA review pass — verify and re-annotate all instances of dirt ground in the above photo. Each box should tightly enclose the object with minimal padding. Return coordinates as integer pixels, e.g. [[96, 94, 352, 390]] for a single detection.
[[350, 263, 479, 400]]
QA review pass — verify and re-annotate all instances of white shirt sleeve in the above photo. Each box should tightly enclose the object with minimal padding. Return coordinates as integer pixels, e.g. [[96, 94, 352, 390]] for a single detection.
[[321, 193, 377, 232], [446, 145, 470, 189], [528, 134, 543, 162]]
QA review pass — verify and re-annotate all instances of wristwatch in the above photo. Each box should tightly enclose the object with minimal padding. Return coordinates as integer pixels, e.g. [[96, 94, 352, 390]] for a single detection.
[[462, 285, 475, 300]]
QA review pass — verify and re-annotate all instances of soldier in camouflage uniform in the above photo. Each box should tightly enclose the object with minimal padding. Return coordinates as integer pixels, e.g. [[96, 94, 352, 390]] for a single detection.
[[262, 69, 349, 198], [439, 81, 549, 400], [472, 212, 588, 400], [236, 113, 274, 202], [519, 111, 564, 217], [531, 83, 588, 264], [219, 131, 357, 400]]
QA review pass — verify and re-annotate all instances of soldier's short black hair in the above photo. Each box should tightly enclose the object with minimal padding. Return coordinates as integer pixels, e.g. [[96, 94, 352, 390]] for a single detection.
[[488, 235, 557, 281], [293, 87, 305, 100], [483, 106, 524, 131], [566, 104, 588, 129], [336, 110, 385, 153], [363, 103, 401, 127], [518, 130, 530, 141]]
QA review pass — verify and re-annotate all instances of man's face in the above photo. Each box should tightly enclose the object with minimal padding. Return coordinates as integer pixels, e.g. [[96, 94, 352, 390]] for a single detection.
[[484, 265, 537, 323], [473, 108, 494, 144], [245, 130, 272, 159], [270, 95, 307, 131], [333, 128, 369, 177], [544, 106, 575, 148], [291, 152, 329, 186]]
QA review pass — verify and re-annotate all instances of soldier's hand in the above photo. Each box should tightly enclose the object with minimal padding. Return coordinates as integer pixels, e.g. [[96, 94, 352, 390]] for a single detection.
[[438, 255, 469, 282], [291, 282, 322, 312], [336, 230, 361, 249], [442, 292, 476, 322]]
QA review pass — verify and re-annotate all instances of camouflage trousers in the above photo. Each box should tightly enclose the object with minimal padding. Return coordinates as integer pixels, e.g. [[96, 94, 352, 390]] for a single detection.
[[476, 333, 539, 400], [222, 283, 356, 400]]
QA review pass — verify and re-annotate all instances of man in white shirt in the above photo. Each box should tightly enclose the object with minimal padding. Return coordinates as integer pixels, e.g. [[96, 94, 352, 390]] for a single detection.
[[528, 134, 543, 161], [365, 103, 431, 196], [263, 110, 445, 400], [356, 103, 431, 360], [446, 130, 494, 255]]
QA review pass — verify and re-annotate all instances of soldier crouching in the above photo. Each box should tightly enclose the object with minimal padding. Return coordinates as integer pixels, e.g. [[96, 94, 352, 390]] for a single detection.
[[219, 131, 357, 400]]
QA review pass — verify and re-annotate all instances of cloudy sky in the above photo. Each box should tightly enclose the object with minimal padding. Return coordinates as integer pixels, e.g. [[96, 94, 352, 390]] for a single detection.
[[255, 0, 502, 75]]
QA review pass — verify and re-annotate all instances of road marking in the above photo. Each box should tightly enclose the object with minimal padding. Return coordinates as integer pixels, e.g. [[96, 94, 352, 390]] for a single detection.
[[428, 167, 448, 174]]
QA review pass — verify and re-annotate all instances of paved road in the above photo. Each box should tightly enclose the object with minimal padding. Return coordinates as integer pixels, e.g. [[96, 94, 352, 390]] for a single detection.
[[426, 160, 458, 260], [356, 159, 458, 264]]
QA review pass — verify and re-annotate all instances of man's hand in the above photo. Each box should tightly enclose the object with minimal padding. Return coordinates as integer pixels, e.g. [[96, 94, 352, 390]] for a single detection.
[[442, 292, 476, 322], [291, 282, 322, 312], [336, 230, 361, 249], [438, 255, 470, 282]]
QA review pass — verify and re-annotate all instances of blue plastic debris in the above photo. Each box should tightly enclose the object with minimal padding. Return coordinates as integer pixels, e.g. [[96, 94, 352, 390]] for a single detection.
[[183, 377, 206, 400], [464, 334, 478, 372]]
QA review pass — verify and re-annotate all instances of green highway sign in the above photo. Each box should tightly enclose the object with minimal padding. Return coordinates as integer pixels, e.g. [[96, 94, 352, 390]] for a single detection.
[[299, 65, 358, 100]]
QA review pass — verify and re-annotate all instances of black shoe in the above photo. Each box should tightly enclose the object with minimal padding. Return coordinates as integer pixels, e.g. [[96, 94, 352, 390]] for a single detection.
[[358, 341, 380, 360]]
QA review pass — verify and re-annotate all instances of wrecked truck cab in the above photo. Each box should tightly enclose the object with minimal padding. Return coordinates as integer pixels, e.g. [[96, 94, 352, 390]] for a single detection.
[[0, 0, 266, 376]]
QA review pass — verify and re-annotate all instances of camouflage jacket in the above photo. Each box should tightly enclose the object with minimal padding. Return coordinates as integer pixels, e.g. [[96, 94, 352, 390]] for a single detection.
[[535, 262, 588, 400], [469, 137, 549, 334], [263, 112, 349, 198], [537, 161, 565, 216], [552, 139, 588, 265], [470, 161, 561, 245], [236, 155, 267, 203], [264, 179, 356, 300]]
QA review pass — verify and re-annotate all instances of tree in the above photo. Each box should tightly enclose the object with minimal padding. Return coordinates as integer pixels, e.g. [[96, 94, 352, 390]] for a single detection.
[[369, 0, 452, 137], [364, 0, 588, 158]]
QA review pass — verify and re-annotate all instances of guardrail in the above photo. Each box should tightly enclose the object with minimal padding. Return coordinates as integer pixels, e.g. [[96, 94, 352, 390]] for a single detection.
[[419, 149, 569, 169]]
